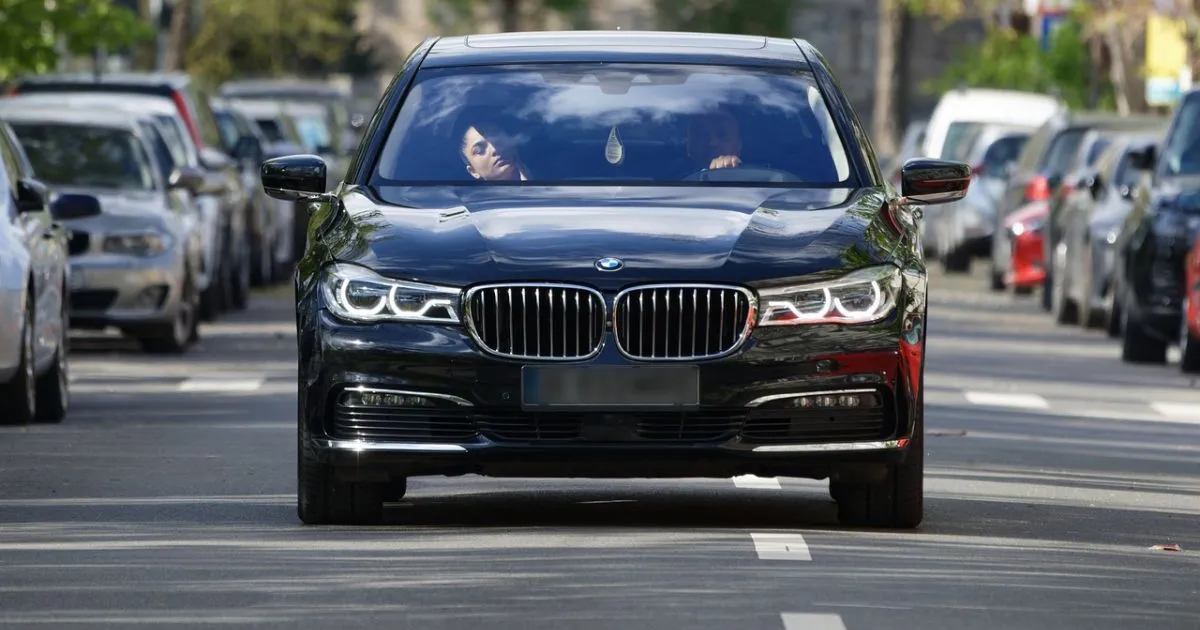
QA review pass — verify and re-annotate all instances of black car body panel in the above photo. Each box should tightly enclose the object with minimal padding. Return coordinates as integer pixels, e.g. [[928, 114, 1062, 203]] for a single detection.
[[276, 31, 968, 528]]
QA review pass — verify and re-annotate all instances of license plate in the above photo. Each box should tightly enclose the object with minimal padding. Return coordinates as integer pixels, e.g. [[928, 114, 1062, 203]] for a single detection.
[[521, 365, 700, 409]]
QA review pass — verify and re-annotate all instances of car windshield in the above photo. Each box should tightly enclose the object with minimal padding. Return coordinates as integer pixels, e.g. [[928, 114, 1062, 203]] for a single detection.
[[373, 63, 853, 187], [1163, 96, 1200, 176], [1040, 127, 1088, 176], [9, 122, 156, 191]]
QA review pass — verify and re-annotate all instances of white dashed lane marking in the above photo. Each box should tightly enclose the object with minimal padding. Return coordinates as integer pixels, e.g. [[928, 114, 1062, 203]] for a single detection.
[[751, 533, 811, 561], [1149, 402, 1200, 423], [963, 391, 1049, 409], [781, 613, 847, 630], [178, 378, 265, 393], [732, 475, 781, 489]]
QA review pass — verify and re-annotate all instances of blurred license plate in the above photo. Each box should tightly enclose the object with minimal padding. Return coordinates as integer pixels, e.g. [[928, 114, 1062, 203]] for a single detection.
[[521, 366, 699, 409]]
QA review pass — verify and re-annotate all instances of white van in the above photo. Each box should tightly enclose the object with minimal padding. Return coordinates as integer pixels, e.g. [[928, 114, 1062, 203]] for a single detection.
[[921, 88, 1063, 160]]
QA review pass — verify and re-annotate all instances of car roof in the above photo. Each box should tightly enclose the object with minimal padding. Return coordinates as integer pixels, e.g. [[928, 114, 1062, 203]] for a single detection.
[[0, 92, 180, 115], [220, 79, 347, 98], [227, 98, 325, 117], [422, 30, 810, 68], [0, 105, 143, 130], [16, 71, 194, 88]]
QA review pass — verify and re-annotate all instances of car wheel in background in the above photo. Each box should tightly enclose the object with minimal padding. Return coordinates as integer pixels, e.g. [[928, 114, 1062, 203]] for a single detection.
[[34, 282, 69, 423], [230, 229, 252, 310], [139, 271, 198, 355], [0, 290, 37, 425], [1120, 298, 1167, 364], [1179, 303, 1200, 373], [1051, 244, 1079, 325]]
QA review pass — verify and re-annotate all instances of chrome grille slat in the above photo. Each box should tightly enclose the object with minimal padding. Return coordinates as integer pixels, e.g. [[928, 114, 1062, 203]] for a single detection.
[[467, 283, 605, 360], [614, 284, 754, 361]]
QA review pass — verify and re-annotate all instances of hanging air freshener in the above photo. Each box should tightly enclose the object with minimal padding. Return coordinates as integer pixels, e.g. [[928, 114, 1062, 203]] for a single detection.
[[605, 125, 625, 166]]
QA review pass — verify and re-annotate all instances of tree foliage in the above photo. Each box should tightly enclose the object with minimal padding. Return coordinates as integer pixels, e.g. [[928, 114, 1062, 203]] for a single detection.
[[925, 15, 1114, 110], [185, 0, 362, 84], [0, 0, 153, 81], [427, 0, 588, 34]]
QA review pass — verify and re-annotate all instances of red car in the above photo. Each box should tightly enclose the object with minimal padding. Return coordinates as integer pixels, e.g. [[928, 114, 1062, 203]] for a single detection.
[[1181, 233, 1200, 372], [1003, 200, 1049, 294]]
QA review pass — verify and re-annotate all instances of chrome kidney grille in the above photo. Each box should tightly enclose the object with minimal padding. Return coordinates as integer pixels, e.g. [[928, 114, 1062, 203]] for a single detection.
[[614, 285, 755, 360], [466, 284, 606, 360]]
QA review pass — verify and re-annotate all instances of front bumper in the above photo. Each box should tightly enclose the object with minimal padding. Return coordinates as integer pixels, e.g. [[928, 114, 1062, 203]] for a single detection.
[[68, 254, 185, 329], [300, 297, 925, 482]]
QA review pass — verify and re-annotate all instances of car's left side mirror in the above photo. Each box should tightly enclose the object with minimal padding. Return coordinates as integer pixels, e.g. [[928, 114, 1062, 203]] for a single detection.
[[900, 158, 971, 205], [1129, 145, 1158, 170], [49, 193, 102, 220], [261, 154, 328, 202], [16, 178, 48, 213]]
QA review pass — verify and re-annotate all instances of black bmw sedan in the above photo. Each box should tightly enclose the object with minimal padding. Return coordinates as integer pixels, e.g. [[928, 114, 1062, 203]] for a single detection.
[[262, 31, 970, 528]]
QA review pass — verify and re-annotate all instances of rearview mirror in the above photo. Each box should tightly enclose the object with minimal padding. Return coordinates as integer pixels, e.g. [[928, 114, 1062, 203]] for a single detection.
[[900, 158, 971, 205], [15, 178, 48, 213], [261, 154, 327, 202], [168, 166, 208, 192], [49, 193, 102, 220]]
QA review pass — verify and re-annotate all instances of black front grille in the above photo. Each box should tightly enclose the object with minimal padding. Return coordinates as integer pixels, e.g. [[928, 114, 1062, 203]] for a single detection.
[[332, 407, 478, 442], [467, 284, 606, 360], [635, 412, 743, 441], [70, 289, 117, 311], [614, 286, 754, 360], [67, 231, 90, 256], [475, 412, 583, 441]]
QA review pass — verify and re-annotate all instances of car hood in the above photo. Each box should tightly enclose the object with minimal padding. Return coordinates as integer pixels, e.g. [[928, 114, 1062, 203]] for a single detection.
[[51, 187, 170, 232], [323, 185, 896, 287]]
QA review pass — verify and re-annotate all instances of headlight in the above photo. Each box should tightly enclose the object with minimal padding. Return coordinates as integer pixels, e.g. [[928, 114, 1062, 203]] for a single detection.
[[321, 263, 460, 324], [757, 265, 902, 326], [102, 231, 172, 256], [1011, 218, 1045, 236]]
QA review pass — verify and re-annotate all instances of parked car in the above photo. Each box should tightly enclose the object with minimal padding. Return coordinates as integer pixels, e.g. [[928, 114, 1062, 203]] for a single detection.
[[0, 120, 80, 424], [1048, 133, 1159, 330], [219, 79, 358, 169], [9, 72, 253, 318], [1113, 89, 1200, 364], [1180, 231, 1200, 372], [266, 31, 971, 528], [921, 87, 1059, 162], [1002, 200, 1049, 294], [2, 107, 205, 353]]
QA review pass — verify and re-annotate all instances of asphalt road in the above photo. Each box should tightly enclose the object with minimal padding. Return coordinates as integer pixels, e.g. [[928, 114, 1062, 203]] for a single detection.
[[1, 268, 1198, 630]]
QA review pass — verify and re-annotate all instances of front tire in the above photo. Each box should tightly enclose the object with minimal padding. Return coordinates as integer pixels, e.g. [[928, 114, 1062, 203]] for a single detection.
[[297, 430, 387, 525], [832, 420, 923, 529], [0, 292, 37, 426], [1120, 298, 1167, 364], [34, 284, 69, 423]]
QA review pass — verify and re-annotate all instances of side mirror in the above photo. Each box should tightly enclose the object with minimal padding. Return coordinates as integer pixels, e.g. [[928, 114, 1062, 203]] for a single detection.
[[15, 178, 48, 213], [1047, 173, 1064, 192], [900, 158, 971, 205], [168, 165, 207, 192], [1130, 145, 1158, 170], [49, 193, 102, 220], [1089, 173, 1104, 200], [261, 154, 327, 202]]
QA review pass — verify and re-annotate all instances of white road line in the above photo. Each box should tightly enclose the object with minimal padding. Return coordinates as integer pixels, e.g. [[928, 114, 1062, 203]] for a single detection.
[[751, 533, 811, 561], [178, 378, 265, 392], [1150, 402, 1200, 423], [732, 475, 781, 489], [963, 391, 1049, 409], [781, 613, 847, 630]]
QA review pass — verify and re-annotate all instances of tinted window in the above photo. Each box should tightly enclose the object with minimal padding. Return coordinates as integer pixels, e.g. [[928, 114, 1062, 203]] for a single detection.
[[1040, 127, 1088, 176], [152, 113, 194, 167], [291, 112, 332, 153], [138, 120, 175, 182], [374, 63, 853, 186], [979, 135, 1028, 176], [182, 84, 224, 151], [214, 110, 242, 149], [10, 123, 156, 191], [255, 118, 287, 143], [1163, 96, 1200, 176], [1085, 137, 1111, 166], [941, 122, 984, 160]]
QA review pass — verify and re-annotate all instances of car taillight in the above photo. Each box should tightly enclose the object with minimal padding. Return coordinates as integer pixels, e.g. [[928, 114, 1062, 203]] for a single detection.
[[170, 90, 202, 148], [1024, 175, 1051, 202]]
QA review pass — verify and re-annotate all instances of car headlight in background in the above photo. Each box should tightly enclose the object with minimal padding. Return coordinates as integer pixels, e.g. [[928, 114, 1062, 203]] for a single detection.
[[321, 263, 460, 324], [757, 265, 902, 326], [1011, 218, 1045, 236], [102, 231, 173, 257]]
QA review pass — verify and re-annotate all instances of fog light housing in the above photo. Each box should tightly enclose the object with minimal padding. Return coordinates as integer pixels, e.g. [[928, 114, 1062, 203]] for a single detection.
[[135, 285, 168, 309], [778, 390, 883, 410], [341, 390, 440, 408]]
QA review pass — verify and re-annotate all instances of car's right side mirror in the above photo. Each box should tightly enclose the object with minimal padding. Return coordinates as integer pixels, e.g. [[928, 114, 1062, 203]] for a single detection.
[[900, 158, 972, 205], [261, 154, 328, 202], [1129, 145, 1158, 170]]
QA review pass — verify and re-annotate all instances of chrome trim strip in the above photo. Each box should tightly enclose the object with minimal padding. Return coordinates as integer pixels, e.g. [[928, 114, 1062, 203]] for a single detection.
[[744, 388, 878, 408], [339, 386, 474, 407], [317, 439, 469, 453], [462, 282, 607, 361], [751, 439, 907, 453], [612, 283, 758, 362]]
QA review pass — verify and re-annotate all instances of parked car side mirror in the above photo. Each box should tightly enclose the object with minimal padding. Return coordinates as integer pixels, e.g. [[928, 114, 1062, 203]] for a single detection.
[[1130, 145, 1158, 170], [15, 178, 48, 213], [49, 193, 102, 220], [168, 165, 208, 193], [900, 158, 971, 205], [261, 154, 327, 202], [1089, 173, 1105, 200]]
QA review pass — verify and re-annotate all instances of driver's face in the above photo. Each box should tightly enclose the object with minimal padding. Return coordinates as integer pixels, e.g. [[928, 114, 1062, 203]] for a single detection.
[[688, 113, 741, 160]]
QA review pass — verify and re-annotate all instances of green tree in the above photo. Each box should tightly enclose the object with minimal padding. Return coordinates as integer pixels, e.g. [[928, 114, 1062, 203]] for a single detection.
[[0, 0, 152, 81], [185, 0, 360, 84], [427, 0, 587, 34]]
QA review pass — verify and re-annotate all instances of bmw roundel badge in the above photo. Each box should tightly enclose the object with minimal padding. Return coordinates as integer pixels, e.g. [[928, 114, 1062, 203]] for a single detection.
[[595, 257, 624, 272]]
